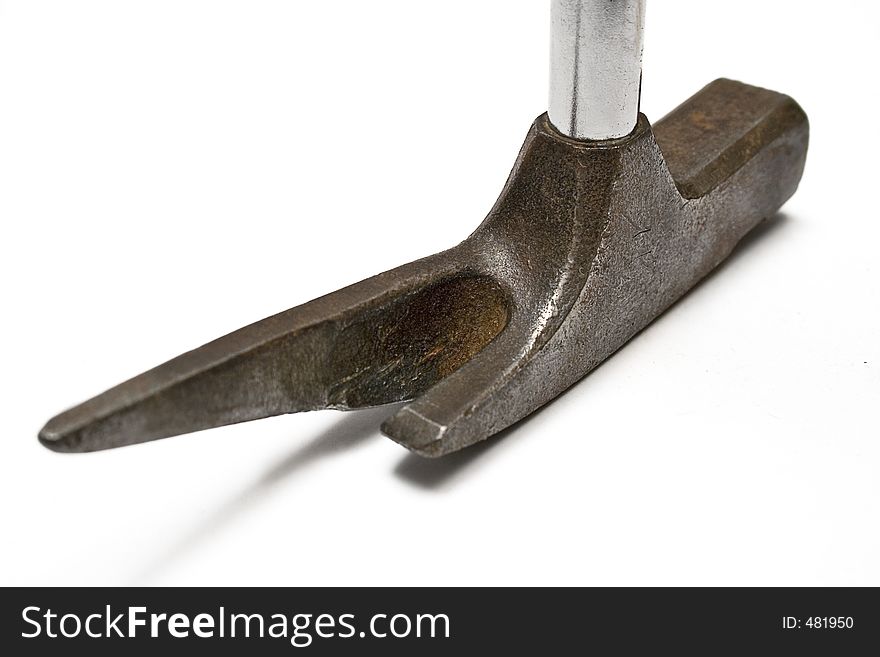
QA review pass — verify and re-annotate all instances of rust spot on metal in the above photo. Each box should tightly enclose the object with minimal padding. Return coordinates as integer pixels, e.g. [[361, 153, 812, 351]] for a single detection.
[[327, 275, 510, 407]]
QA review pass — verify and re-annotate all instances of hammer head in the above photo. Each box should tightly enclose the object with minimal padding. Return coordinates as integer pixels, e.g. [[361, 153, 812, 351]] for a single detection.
[[39, 79, 808, 457]]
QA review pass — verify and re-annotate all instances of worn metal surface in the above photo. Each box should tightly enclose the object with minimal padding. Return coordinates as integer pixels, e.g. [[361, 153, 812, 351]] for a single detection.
[[39, 79, 809, 457]]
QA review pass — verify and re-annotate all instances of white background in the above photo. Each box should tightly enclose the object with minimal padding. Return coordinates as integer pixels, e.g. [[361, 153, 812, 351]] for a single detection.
[[2, 1, 878, 586]]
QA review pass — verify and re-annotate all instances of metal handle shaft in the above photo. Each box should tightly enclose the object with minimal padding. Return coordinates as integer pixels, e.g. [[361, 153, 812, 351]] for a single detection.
[[549, 0, 646, 141]]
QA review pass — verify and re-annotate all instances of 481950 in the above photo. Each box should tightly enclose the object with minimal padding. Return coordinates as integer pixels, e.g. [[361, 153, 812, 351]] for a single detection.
[[782, 616, 854, 629]]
